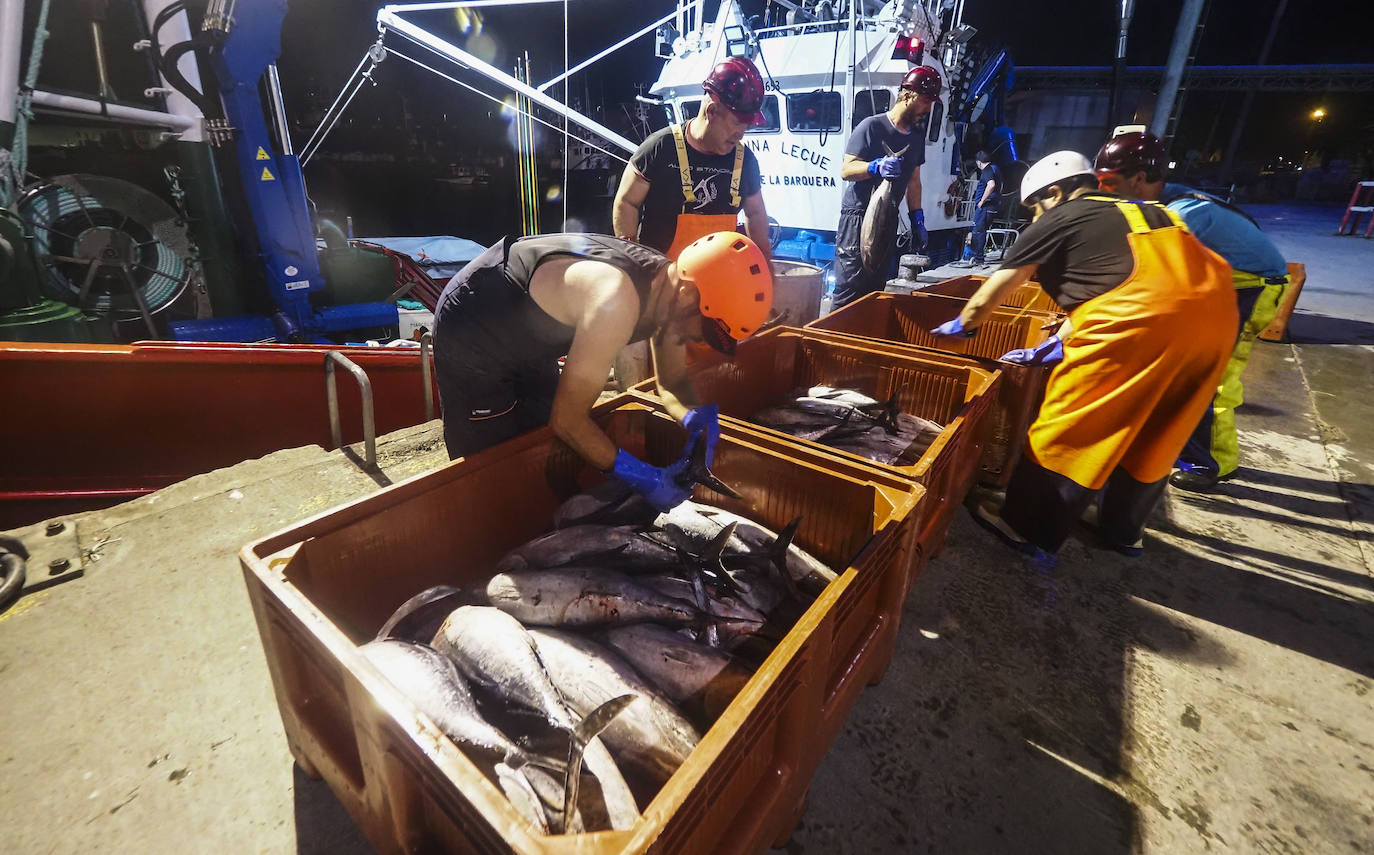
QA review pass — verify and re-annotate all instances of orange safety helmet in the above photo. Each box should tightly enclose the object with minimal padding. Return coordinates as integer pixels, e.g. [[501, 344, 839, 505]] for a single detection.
[[676, 232, 772, 354]]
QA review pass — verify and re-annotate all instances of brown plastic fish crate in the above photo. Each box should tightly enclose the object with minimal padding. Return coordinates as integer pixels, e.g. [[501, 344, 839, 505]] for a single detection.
[[807, 290, 1059, 362], [239, 395, 924, 855], [796, 314, 1049, 489], [915, 274, 1065, 314], [631, 328, 997, 560]]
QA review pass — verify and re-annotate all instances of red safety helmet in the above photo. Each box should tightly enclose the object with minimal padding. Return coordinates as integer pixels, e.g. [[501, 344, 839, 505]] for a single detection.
[[1094, 131, 1168, 183], [676, 232, 772, 354], [703, 57, 766, 127], [900, 65, 942, 99]]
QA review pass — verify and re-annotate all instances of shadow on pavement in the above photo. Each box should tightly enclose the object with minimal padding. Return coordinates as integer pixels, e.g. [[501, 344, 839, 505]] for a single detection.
[[777, 510, 1144, 855], [782, 481, 1374, 853], [1286, 313, 1374, 345], [294, 764, 377, 855]]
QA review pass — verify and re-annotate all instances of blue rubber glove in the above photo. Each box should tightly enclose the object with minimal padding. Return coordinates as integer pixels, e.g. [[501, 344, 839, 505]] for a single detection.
[[910, 208, 928, 251], [609, 449, 693, 512], [682, 404, 721, 468], [867, 156, 903, 180], [930, 317, 978, 338], [999, 336, 1064, 365]]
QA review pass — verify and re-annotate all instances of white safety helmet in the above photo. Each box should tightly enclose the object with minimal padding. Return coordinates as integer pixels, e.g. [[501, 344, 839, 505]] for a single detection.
[[1020, 151, 1096, 204]]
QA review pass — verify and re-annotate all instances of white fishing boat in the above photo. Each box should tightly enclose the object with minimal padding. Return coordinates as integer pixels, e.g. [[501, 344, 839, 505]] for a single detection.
[[647, 0, 1000, 266], [367, 0, 1020, 271]]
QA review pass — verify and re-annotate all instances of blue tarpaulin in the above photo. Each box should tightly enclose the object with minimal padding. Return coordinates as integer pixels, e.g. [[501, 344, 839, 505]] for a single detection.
[[358, 235, 490, 282]]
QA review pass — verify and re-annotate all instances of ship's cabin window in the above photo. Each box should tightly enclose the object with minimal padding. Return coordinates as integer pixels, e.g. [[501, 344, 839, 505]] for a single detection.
[[927, 99, 944, 143], [747, 94, 782, 133], [852, 90, 891, 128], [785, 91, 841, 133], [678, 95, 781, 133]]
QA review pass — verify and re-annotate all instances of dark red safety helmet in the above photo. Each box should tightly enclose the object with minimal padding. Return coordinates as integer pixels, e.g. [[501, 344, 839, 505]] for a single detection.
[[703, 56, 766, 126], [900, 65, 942, 98], [1094, 131, 1168, 182]]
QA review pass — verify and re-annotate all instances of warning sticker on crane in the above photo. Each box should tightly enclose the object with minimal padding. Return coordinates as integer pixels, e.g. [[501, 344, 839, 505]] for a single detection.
[[261, 167, 276, 182], [256, 147, 271, 160]]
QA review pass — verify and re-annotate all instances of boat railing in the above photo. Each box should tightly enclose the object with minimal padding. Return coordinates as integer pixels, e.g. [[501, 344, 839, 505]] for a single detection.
[[419, 332, 435, 423], [325, 351, 378, 470]]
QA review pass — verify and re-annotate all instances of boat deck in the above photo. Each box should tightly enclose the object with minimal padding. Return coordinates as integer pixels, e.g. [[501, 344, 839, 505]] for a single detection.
[[2, 203, 1371, 854]]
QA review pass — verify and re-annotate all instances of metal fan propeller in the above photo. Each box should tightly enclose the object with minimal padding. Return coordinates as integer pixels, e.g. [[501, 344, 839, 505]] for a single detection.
[[17, 175, 195, 338]]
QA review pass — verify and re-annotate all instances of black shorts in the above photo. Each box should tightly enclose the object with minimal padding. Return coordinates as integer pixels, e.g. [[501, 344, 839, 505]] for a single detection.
[[432, 243, 567, 459]]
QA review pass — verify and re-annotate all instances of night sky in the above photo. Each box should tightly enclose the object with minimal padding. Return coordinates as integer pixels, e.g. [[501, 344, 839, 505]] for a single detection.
[[270, 0, 1370, 161], [14, 0, 1371, 236], [19, 0, 1369, 161]]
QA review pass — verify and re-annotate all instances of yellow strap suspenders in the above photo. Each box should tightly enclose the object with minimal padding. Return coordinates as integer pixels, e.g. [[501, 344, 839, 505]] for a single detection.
[[729, 144, 743, 208], [1114, 200, 1152, 233], [1106, 198, 1192, 234], [670, 122, 744, 209], [670, 123, 696, 206]]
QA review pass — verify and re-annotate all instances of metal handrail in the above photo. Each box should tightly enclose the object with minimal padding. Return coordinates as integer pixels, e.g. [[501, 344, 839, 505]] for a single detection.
[[324, 351, 377, 469], [419, 332, 435, 422]]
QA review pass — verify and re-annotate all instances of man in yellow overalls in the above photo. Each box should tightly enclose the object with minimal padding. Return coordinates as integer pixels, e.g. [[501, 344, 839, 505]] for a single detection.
[[612, 56, 771, 261], [1095, 130, 1290, 492], [933, 152, 1238, 564]]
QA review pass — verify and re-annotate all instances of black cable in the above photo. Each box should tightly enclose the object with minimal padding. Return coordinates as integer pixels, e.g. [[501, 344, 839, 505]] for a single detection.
[[162, 38, 217, 116], [0, 552, 26, 613], [816, 7, 842, 147], [149, 0, 189, 71]]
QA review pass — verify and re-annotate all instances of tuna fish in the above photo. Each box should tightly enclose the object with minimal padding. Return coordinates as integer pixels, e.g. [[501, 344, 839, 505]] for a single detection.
[[359, 639, 562, 832], [552, 480, 657, 529], [602, 624, 754, 720], [375, 585, 475, 643], [860, 142, 910, 274], [652, 502, 837, 595], [530, 628, 701, 792], [432, 606, 641, 830], [494, 525, 679, 574], [484, 568, 706, 628]]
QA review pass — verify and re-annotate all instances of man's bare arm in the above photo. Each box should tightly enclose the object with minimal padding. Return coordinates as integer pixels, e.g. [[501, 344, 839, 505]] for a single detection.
[[840, 153, 875, 182], [650, 328, 700, 422], [547, 273, 640, 470], [960, 264, 1036, 329], [612, 162, 650, 242], [905, 167, 923, 211], [741, 191, 771, 259]]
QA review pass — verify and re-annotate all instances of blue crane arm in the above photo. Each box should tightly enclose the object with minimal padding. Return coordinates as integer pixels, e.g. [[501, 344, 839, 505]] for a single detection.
[[207, 0, 321, 335], [166, 0, 397, 343]]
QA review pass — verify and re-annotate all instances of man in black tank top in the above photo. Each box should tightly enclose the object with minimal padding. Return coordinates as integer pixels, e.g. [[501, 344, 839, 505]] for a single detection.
[[433, 231, 773, 511]]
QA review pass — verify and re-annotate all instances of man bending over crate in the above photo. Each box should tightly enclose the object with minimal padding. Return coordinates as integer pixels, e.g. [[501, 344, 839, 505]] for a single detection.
[[931, 151, 1236, 564], [433, 231, 772, 510]]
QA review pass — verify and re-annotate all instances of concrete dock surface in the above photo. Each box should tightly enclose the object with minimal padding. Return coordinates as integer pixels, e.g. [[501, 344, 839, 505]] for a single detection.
[[1, 202, 1370, 854]]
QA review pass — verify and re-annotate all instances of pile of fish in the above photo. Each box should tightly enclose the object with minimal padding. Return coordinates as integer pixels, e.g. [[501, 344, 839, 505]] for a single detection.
[[359, 480, 837, 835], [751, 385, 944, 465]]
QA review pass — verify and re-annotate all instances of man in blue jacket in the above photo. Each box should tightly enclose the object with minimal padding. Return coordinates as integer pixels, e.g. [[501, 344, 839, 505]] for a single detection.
[[1095, 131, 1290, 492]]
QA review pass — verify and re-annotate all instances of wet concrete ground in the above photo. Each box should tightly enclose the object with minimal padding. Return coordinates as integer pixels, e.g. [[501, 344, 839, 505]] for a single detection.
[[1, 203, 1370, 853]]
